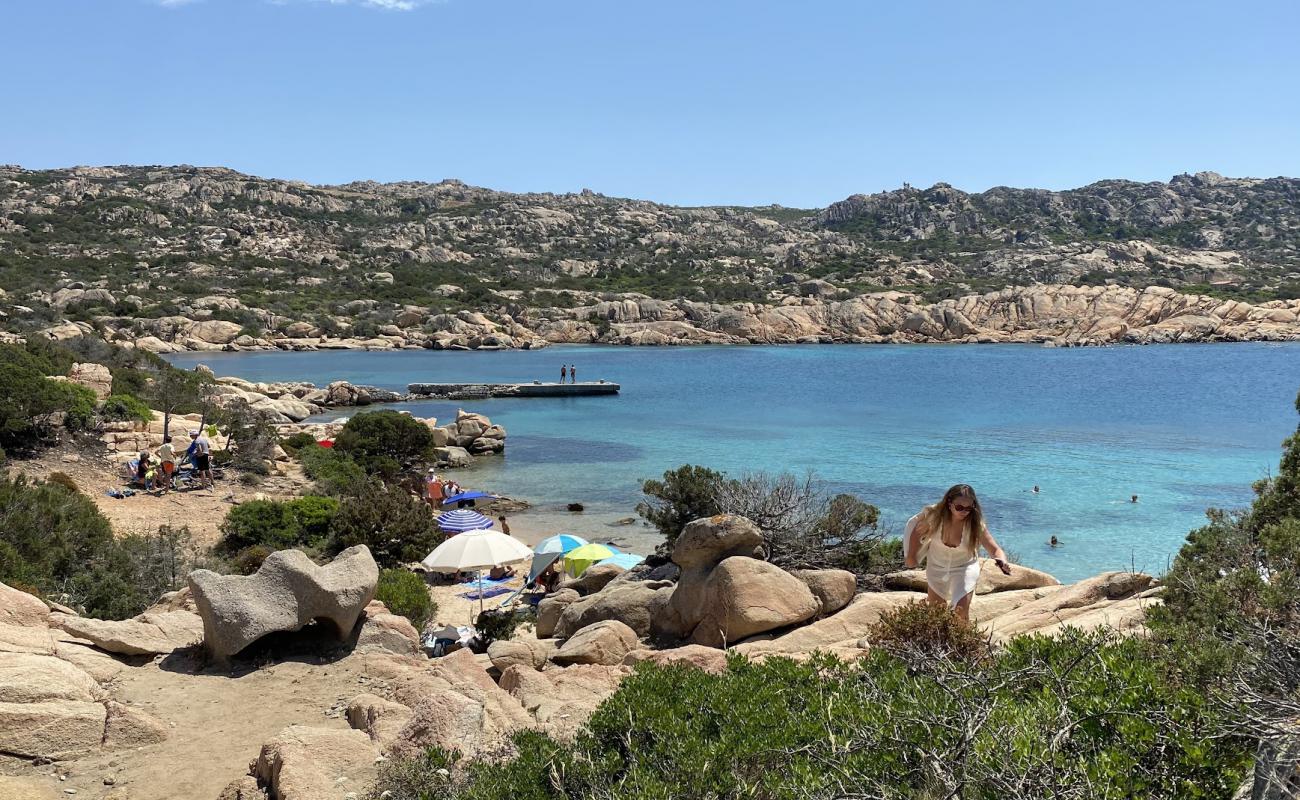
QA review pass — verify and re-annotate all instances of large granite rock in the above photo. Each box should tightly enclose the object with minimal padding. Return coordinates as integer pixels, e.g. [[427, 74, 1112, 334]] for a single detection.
[[352, 600, 421, 656], [251, 725, 380, 800], [346, 693, 413, 747], [623, 644, 730, 674], [982, 571, 1158, 640], [559, 562, 626, 595], [0, 699, 107, 760], [535, 588, 580, 638], [487, 637, 556, 672], [734, 592, 918, 656], [551, 620, 639, 666], [390, 690, 485, 757], [69, 361, 113, 400], [671, 515, 765, 569], [499, 662, 630, 739], [53, 610, 204, 656], [692, 557, 820, 648], [0, 581, 50, 627], [188, 546, 379, 662], [553, 580, 675, 639], [883, 561, 1060, 594], [793, 569, 857, 615], [0, 652, 103, 704]]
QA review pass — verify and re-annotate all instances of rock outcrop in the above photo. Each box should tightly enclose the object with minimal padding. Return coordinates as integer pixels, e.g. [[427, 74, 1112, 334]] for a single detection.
[[250, 725, 380, 800], [551, 620, 640, 666], [188, 546, 379, 662], [53, 609, 204, 656]]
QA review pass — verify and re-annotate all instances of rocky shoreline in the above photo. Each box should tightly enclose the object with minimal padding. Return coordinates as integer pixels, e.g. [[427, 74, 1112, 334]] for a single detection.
[[39, 284, 1300, 354]]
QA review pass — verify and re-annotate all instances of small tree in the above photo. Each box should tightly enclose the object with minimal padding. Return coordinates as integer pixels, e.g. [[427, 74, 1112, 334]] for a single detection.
[[334, 410, 434, 476], [636, 464, 725, 544], [144, 367, 205, 440], [327, 483, 442, 568]]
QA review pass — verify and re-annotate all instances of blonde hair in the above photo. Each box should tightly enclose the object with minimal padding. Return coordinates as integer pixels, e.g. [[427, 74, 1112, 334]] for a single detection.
[[923, 484, 984, 555]]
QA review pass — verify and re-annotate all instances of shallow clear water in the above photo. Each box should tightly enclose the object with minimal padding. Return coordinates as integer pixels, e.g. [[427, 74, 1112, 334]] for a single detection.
[[168, 343, 1300, 582]]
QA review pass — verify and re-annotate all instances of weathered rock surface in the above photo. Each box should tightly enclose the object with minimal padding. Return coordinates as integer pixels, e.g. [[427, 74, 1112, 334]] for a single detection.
[[672, 515, 765, 569], [0, 652, 103, 703], [250, 725, 380, 800], [559, 562, 626, 595], [979, 571, 1158, 640], [793, 569, 857, 616], [0, 699, 107, 760], [0, 581, 51, 627], [883, 561, 1060, 594], [692, 557, 820, 647], [53, 610, 204, 656], [352, 601, 420, 656], [68, 361, 113, 400], [188, 545, 379, 661], [535, 588, 580, 639], [734, 592, 918, 656], [390, 690, 486, 757], [487, 637, 556, 672], [499, 662, 630, 738], [346, 693, 413, 748], [552, 619, 640, 666], [553, 580, 675, 640]]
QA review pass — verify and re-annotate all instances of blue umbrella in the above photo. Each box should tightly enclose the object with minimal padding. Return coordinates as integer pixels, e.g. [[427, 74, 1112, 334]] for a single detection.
[[597, 553, 645, 571], [535, 534, 589, 555], [441, 491, 498, 506], [437, 508, 494, 534]]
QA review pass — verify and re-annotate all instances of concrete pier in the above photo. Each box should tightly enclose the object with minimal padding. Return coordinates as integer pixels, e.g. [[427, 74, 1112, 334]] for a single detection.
[[407, 381, 620, 399]]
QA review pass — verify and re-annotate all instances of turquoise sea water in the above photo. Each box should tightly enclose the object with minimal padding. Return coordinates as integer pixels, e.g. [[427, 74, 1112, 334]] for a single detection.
[[167, 343, 1300, 582]]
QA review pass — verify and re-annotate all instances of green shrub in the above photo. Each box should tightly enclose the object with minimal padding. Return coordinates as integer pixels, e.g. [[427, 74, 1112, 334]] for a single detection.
[[218, 496, 340, 554], [473, 607, 530, 646], [0, 344, 100, 451], [866, 599, 989, 663], [99, 393, 154, 423], [635, 464, 724, 543], [373, 631, 1247, 800], [300, 443, 368, 496], [335, 411, 434, 476], [0, 475, 196, 619], [375, 568, 435, 629], [279, 431, 317, 453], [232, 544, 272, 575], [326, 486, 441, 568]]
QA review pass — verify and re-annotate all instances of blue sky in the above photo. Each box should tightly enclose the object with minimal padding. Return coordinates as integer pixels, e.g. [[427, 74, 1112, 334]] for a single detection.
[[2, 0, 1297, 206]]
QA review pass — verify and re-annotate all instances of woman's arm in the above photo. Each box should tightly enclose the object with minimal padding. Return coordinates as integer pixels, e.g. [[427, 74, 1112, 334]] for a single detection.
[[977, 525, 1012, 574], [905, 519, 929, 569]]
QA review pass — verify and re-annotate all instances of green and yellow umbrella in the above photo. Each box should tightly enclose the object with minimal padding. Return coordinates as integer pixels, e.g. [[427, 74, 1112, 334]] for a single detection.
[[563, 543, 617, 577]]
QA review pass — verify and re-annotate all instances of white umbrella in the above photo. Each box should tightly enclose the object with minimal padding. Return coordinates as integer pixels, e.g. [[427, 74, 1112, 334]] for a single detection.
[[421, 530, 534, 618]]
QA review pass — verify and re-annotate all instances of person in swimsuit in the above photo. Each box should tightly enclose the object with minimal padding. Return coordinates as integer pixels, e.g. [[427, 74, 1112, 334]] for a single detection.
[[904, 484, 1012, 623]]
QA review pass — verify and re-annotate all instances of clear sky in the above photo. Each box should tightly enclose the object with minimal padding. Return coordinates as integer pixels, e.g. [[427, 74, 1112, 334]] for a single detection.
[[2, 0, 1297, 207]]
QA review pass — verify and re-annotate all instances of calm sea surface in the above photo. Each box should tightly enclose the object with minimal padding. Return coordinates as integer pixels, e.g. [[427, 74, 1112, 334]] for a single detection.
[[167, 343, 1300, 582]]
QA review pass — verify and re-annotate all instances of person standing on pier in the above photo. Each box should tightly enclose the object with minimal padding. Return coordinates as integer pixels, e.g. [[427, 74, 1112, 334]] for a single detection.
[[560, 365, 567, 384], [570, 364, 577, 384]]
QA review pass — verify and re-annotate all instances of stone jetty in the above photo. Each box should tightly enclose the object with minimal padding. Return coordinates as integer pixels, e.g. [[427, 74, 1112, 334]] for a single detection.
[[408, 381, 620, 399]]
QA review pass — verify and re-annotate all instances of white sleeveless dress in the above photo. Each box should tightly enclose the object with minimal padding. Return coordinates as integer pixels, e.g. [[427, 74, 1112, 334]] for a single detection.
[[920, 514, 981, 608]]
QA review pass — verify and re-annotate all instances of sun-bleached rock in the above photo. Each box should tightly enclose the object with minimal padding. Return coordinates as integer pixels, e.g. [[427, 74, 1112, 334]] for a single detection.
[[102, 699, 168, 749], [983, 571, 1157, 640], [487, 637, 556, 672], [0, 652, 103, 703], [0, 581, 50, 627], [671, 515, 765, 570], [692, 557, 820, 648], [346, 693, 413, 748], [554, 579, 675, 640], [251, 725, 380, 800], [623, 644, 730, 674], [389, 690, 485, 757], [0, 699, 108, 760], [551, 619, 640, 666], [792, 569, 857, 615], [188, 546, 378, 662], [734, 591, 917, 656], [883, 561, 1060, 594], [53, 610, 204, 656]]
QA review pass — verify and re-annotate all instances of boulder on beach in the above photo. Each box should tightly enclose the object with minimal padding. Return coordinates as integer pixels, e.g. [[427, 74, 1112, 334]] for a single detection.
[[691, 557, 820, 648], [188, 545, 379, 662], [551, 620, 640, 666], [671, 515, 765, 569]]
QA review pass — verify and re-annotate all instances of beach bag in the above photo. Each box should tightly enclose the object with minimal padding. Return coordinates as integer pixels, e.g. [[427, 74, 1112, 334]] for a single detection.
[[903, 509, 929, 566]]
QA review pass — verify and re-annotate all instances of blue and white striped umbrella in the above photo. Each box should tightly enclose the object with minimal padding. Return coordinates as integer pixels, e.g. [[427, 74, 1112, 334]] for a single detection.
[[534, 534, 589, 555], [437, 508, 494, 534]]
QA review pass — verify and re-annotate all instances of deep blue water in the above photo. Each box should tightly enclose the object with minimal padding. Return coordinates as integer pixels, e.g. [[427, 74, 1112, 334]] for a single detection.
[[167, 343, 1300, 582]]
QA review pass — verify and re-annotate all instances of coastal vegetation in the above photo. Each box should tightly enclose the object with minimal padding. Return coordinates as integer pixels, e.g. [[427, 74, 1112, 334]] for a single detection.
[[375, 567, 436, 630], [368, 390, 1300, 799]]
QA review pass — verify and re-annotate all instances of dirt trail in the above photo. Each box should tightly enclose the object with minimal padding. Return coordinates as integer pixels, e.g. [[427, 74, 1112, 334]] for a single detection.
[[8, 649, 378, 800]]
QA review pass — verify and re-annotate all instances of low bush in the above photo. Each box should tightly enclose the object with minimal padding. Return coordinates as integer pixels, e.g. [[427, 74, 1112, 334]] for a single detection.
[[335, 410, 434, 476], [326, 485, 442, 569], [279, 431, 317, 453], [299, 443, 368, 496], [99, 393, 154, 423], [372, 631, 1247, 800], [376, 568, 435, 629], [0, 343, 99, 451], [473, 607, 531, 646], [635, 464, 724, 544], [0, 474, 199, 619], [232, 544, 273, 575], [866, 599, 989, 663], [218, 496, 340, 554]]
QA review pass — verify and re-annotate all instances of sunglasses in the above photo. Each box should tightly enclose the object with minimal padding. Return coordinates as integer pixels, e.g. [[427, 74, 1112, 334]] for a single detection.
[[951, 502, 975, 513]]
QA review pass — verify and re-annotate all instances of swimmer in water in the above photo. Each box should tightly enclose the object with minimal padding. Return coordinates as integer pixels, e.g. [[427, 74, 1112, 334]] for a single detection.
[[1049, 535, 1059, 547], [1032, 485, 1040, 494], [1131, 494, 1139, 503]]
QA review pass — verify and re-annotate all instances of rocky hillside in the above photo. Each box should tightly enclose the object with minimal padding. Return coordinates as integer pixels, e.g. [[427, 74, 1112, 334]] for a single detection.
[[2, 165, 1299, 349]]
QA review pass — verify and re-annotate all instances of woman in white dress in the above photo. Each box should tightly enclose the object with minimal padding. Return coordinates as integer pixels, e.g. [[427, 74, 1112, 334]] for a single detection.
[[904, 484, 1012, 623]]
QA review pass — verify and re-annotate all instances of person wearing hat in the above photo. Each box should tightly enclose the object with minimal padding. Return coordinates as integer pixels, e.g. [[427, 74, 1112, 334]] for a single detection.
[[425, 468, 444, 508], [189, 429, 214, 489]]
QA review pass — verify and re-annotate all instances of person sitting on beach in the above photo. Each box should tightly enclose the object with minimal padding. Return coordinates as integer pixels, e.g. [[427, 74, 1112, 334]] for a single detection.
[[905, 484, 1012, 623], [135, 451, 153, 489], [535, 563, 562, 594], [488, 564, 517, 580]]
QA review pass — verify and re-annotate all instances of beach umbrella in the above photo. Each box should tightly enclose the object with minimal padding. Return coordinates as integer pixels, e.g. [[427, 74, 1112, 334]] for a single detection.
[[597, 552, 645, 571], [526, 551, 564, 587], [420, 529, 534, 617], [437, 508, 494, 534], [441, 490, 498, 506], [563, 543, 617, 577], [535, 533, 589, 555]]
